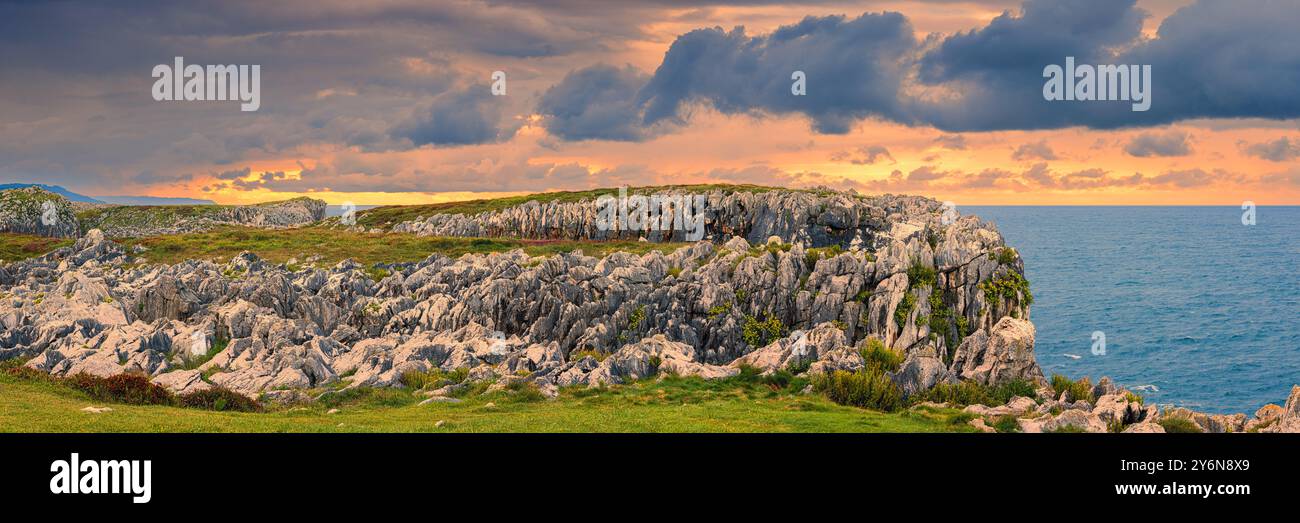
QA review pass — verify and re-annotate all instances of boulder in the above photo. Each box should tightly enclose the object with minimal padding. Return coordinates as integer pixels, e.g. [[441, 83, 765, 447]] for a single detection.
[[950, 317, 1044, 386]]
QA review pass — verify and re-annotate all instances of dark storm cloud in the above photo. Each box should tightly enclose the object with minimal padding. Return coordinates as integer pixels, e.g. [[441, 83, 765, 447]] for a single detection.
[[636, 12, 917, 134], [539, 0, 1300, 140], [1124, 130, 1192, 157], [536, 11, 920, 140], [394, 86, 513, 146], [538, 65, 658, 141]]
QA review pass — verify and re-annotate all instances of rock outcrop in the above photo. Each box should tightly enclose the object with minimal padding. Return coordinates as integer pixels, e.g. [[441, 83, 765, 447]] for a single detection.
[[2, 186, 1294, 433], [0, 187, 327, 239], [0, 187, 79, 238]]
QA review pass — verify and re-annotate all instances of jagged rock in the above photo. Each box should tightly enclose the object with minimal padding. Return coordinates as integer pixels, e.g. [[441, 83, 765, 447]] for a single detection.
[[566, 334, 737, 387], [891, 351, 949, 397], [1122, 423, 1165, 433], [1259, 386, 1300, 433], [729, 323, 854, 374], [0, 187, 79, 238], [969, 417, 996, 433], [152, 369, 212, 395], [1093, 394, 1151, 425], [950, 317, 1044, 386], [1023, 409, 1107, 433], [135, 274, 199, 322]]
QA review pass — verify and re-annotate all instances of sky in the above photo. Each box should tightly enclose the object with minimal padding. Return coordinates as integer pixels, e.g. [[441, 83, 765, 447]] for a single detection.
[[1, 0, 1298, 205]]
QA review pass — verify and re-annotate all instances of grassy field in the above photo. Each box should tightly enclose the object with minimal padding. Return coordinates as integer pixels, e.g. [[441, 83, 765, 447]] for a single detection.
[[117, 226, 689, 267], [0, 228, 689, 266], [0, 370, 974, 433], [0, 231, 73, 263]]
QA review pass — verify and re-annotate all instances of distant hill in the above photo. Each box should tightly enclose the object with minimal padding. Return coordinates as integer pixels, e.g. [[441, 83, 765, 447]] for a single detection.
[[96, 196, 217, 205], [0, 183, 103, 203]]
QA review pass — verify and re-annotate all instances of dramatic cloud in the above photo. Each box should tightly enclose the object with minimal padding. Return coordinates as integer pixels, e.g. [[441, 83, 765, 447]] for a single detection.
[[393, 86, 513, 146], [1011, 140, 1059, 161], [539, 0, 1300, 139], [1242, 137, 1300, 162], [830, 145, 895, 164], [538, 65, 657, 141], [1124, 130, 1192, 157], [547, 11, 919, 138], [932, 135, 967, 150]]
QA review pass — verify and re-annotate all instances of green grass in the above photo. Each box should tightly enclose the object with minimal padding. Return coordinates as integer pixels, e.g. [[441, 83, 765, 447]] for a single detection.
[[0, 232, 73, 262], [119, 226, 688, 267], [0, 369, 974, 433], [353, 183, 790, 227]]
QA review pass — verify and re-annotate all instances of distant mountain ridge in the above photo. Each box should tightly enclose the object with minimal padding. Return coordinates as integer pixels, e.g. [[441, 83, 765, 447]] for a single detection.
[[0, 183, 102, 203], [0, 183, 216, 205], [97, 196, 216, 206]]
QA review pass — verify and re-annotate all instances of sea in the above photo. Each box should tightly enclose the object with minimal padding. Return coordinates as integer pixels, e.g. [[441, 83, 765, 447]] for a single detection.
[[965, 206, 1299, 414]]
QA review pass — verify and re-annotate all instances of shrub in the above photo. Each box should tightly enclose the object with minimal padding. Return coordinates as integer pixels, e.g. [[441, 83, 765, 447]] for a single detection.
[[1050, 374, 1095, 403], [65, 373, 173, 405], [1158, 417, 1203, 433], [741, 312, 785, 347], [990, 414, 1020, 433], [706, 302, 732, 319], [893, 292, 916, 327], [178, 386, 262, 412], [785, 357, 812, 375], [992, 247, 1019, 265], [812, 369, 904, 412], [913, 378, 1037, 407], [1046, 425, 1087, 433], [568, 349, 609, 362], [859, 338, 903, 373], [979, 271, 1033, 306], [762, 368, 809, 393], [504, 380, 546, 403], [906, 262, 937, 289]]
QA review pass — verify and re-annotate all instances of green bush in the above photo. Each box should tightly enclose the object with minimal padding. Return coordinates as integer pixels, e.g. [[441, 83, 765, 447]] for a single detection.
[[177, 386, 262, 412], [979, 270, 1033, 306], [990, 414, 1020, 433], [906, 262, 938, 289], [741, 312, 785, 347], [1050, 374, 1095, 403], [400, 367, 469, 389], [812, 369, 904, 412], [992, 247, 1019, 265], [894, 292, 917, 327], [859, 338, 903, 373], [762, 368, 810, 393], [1158, 417, 1203, 433], [65, 373, 173, 405], [913, 379, 1037, 407]]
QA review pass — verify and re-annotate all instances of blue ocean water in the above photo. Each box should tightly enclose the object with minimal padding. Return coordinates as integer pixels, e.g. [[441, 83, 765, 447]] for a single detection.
[[964, 206, 1299, 414]]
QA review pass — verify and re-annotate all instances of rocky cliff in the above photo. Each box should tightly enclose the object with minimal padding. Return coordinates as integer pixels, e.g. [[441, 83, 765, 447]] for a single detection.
[[391, 188, 929, 248], [0, 186, 1293, 433]]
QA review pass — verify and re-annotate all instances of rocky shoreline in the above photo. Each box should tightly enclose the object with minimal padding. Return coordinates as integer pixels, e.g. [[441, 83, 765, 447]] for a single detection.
[[1, 186, 1295, 432]]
